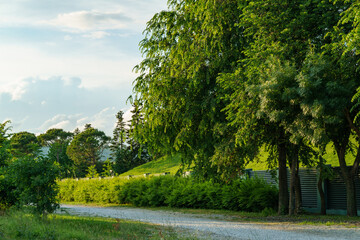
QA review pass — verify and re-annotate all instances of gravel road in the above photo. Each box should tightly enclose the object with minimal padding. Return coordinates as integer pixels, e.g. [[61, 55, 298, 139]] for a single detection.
[[59, 205, 359, 240]]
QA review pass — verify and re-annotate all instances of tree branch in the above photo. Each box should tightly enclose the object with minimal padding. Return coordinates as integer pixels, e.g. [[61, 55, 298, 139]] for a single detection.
[[345, 108, 360, 138]]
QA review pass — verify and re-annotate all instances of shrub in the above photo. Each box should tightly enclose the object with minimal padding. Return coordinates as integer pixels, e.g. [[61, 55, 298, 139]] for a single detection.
[[117, 175, 278, 212], [0, 172, 17, 209], [58, 177, 128, 204], [6, 156, 59, 215], [236, 177, 278, 212], [59, 175, 278, 213]]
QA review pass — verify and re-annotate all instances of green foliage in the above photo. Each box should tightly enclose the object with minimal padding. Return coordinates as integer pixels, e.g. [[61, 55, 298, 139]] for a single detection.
[[38, 128, 74, 179], [120, 154, 183, 176], [37, 128, 73, 146], [9, 131, 40, 158], [110, 110, 127, 158], [236, 177, 278, 212], [67, 124, 110, 177], [0, 172, 17, 209], [0, 211, 188, 240], [101, 159, 114, 177], [118, 176, 278, 212], [59, 175, 278, 212], [48, 142, 74, 178], [0, 120, 11, 167], [85, 165, 99, 178], [58, 177, 129, 204], [132, 0, 245, 179], [112, 102, 152, 175], [6, 156, 59, 215]]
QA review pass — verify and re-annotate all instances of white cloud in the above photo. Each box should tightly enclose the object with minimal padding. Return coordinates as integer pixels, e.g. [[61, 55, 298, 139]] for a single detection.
[[47, 120, 71, 130], [0, 44, 138, 99], [64, 35, 73, 41], [123, 107, 133, 125], [37, 107, 118, 136], [83, 31, 110, 39], [47, 10, 132, 32]]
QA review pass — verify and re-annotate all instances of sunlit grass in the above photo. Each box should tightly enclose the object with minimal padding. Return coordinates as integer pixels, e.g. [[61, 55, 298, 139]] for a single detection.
[[119, 142, 356, 175], [0, 210, 197, 240], [246, 142, 356, 170], [120, 154, 187, 176]]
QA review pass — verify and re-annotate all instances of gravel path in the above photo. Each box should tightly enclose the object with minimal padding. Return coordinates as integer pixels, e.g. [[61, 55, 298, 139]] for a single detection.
[[59, 205, 359, 240]]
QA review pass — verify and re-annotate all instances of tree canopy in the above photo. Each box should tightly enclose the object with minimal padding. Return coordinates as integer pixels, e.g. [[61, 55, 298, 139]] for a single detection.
[[132, 0, 360, 216], [66, 125, 110, 177]]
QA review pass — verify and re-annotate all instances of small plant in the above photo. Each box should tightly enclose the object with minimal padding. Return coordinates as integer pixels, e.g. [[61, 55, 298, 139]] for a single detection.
[[86, 165, 99, 178], [101, 159, 114, 177]]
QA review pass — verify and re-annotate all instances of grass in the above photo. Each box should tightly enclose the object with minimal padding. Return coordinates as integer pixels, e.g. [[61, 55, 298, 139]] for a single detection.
[[242, 142, 356, 171], [120, 154, 187, 176], [0, 209, 197, 240], [117, 142, 356, 177]]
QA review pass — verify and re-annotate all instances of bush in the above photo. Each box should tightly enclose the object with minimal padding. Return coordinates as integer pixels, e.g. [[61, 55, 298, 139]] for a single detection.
[[0, 172, 17, 209], [59, 175, 278, 213], [58, 177, 128, 204], [236, 177, 278, 212], [6, 156, 59, 215], [116, 175, 278, 212]]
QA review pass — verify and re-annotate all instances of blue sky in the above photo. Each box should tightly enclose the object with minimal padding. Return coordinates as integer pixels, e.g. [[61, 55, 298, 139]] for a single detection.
[[0, 0, 167, 136]]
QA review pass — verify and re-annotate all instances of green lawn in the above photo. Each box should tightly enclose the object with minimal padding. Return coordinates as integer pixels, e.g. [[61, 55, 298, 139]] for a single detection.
[[120, 154, 186, 176], [0, 210, 196, 240], [247, 142, 355, 170], [118, 141, 356, 177]]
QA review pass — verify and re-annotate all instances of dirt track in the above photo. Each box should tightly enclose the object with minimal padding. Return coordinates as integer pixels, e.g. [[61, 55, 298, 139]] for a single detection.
[[59, 205, 360, 240]]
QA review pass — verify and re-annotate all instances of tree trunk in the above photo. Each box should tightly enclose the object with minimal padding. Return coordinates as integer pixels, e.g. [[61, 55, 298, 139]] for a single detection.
[[317, 168, 326, 215], [343, 173, 357, 216], [294, 161, 302, 214], [288, 147, 297, 215], [334, 131, 358, 216], [289, 145, 301, 215], [278, 137, 289, 215]]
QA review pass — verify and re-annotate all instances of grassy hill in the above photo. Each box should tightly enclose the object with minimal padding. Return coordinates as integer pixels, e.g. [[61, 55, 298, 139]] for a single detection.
[[120, 143, 356, 176], [246, 142, 355, 170], [119, 154, 186, 176]]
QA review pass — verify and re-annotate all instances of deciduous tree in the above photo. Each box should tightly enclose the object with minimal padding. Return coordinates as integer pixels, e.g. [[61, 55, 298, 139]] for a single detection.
[[67, 125, 110, 177]]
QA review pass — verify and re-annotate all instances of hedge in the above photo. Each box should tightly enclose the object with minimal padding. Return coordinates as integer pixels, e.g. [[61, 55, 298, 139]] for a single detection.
[[59, 175, 278, 212]]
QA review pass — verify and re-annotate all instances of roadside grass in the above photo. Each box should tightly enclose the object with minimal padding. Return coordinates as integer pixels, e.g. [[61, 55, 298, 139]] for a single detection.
[[0, 209, 198, 240]]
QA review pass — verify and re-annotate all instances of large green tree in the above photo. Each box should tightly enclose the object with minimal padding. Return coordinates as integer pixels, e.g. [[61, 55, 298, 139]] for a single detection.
[[9, 131, 40, 158], [219, 0, 347, 215], [294, 49, 360, 216], [0, 121, 11, 167], [66, 125, 110, 177], [113, 101, 152, 174], [38, 128, 74, 178], [133, 0, 246, 179], [110, 110, 127, 156]]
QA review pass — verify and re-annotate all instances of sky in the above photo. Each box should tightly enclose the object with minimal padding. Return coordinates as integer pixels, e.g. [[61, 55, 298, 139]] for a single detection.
[[0, 0, 168, 136]]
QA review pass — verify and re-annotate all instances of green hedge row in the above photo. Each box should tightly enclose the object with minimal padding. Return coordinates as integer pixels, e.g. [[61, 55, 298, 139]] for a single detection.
[[58, 177, 129, 204], [119, 176, 278, 212], [58, 175, 278, 212]]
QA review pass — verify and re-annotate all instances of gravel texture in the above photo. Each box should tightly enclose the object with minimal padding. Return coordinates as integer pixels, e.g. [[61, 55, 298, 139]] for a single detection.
[[59, 205, 359, 240]]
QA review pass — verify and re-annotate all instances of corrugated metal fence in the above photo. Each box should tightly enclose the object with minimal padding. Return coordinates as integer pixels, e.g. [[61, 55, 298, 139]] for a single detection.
[[247, 167, 360, 215]]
